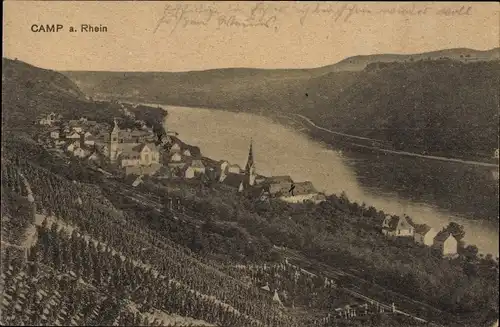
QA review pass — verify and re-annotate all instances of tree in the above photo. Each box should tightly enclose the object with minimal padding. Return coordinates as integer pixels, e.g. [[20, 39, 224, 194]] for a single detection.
[[463, 245, 479, 260], [444, 222, 465, 241]]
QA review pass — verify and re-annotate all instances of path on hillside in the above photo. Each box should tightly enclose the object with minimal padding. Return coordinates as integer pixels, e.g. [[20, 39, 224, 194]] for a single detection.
[[280, 248, 449, 326], [292, 113, 499, 168]]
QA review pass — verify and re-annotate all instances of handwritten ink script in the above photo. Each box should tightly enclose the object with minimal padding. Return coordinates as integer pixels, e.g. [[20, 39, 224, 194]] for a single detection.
[[154, 2, 283, 34], [153, 2, 473, 34]]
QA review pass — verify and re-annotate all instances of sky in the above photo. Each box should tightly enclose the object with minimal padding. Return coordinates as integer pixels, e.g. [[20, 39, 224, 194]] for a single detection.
[[3, 1, 499, 72]]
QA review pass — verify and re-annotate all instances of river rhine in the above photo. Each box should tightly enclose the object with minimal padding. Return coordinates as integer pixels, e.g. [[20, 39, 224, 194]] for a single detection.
[[157, 105, 499, 256]]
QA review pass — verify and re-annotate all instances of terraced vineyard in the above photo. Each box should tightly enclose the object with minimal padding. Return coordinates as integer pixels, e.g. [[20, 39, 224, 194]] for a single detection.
[[0, 156, 298, 327]]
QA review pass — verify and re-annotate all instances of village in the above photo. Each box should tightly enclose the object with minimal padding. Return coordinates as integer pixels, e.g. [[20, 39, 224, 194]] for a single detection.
[[35, 110, 326, 205], [1, 108, 489, 327], [34, 109, 492, 263]]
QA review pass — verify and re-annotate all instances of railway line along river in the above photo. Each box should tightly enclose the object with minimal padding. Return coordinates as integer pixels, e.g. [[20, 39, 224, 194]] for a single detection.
[[152, 104, 499, 256]]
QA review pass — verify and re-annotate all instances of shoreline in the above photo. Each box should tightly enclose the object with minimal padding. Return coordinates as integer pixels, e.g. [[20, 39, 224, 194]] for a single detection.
[[292, 113, 500, 168], [131, 102, 499, 255], [130, 100, 499, 168]]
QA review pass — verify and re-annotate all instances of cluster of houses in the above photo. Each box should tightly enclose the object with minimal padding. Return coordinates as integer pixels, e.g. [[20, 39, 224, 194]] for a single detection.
[[37, 114, 103, 160], [381, 215, 459, 257], [215, 141, 326, 204], [36, 113, 208, 179], [36, 111, 326, 205]]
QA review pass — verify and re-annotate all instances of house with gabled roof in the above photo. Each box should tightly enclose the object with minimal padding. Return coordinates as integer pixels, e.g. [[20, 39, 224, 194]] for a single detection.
[[433, 231, 458, 257], [170, 142, 182, 153], [414, 224, 438, 246], [184, 159, 206, 179], [228, 164, 241, 174], [381, 215, 414, 237], [119, 143, 159, 168], [278, 181, 325, 204], [66, 131, 81, 140], [220, 173, 245, 190], [264, 176, 294, 196]]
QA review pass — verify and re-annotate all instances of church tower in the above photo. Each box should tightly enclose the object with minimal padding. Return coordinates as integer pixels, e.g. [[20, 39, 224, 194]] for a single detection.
[[109, 118, 120, 163], [244, 139, 256, 186]]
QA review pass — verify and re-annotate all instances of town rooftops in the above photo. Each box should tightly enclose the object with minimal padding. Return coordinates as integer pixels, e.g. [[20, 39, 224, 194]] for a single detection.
[[168, 136, 202, 158]]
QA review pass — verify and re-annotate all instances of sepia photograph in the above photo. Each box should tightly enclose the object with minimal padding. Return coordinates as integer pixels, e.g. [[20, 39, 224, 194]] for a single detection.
[[1, 1, 499, 326]]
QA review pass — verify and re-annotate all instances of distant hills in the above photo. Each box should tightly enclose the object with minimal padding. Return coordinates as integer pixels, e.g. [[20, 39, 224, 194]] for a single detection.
[[62, 47, 500, 158]]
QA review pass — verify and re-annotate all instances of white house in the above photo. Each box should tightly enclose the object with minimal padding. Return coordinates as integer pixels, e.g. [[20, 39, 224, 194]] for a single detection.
[[120, 143, 160, 168], [272, 290, 284, 307], [38, 113, 57, 126], [414, 224, 438, 246], [266, 176, 294, 195], [170, 152, 182, 162], [170, 143, 182, 153], [433, 232, 458, 257], [67, 132, 81, 140], [38, 118, 53, 126], [139, 143, 159, 166], [381, 215, 414, 237], [228, 164, 241, 174], [84, 135, 96, 146], [160, 134, 171, 145], [278, 181, 325, 204], [50, 131, 60, 139], [66, 141, 80, 153], [54, 139, 66, 147], [72, 126, 83, 133], [183, 149, 192, 157], [494, 148, 499, 159], [184, 159, 206, 179]]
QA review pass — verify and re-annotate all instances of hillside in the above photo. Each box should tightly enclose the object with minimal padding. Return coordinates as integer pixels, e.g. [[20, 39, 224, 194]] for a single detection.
[[63, 48, 500, 159], [1, 57, 499, 327], [2, 58, 167, 134], [314, 47, 500, 73]]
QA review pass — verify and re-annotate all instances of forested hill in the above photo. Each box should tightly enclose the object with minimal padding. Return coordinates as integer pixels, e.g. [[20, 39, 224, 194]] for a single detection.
[[63, 49, 500, 159], [2, 58, 88, 127], [2, 58, 166, 132]]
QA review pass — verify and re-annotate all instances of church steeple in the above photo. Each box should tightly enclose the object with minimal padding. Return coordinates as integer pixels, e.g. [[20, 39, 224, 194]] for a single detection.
[[111, 118, 120, 134], [109, 118, 120, 163], [244, 139, 256, 186], [245, 139, 254, 172]]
